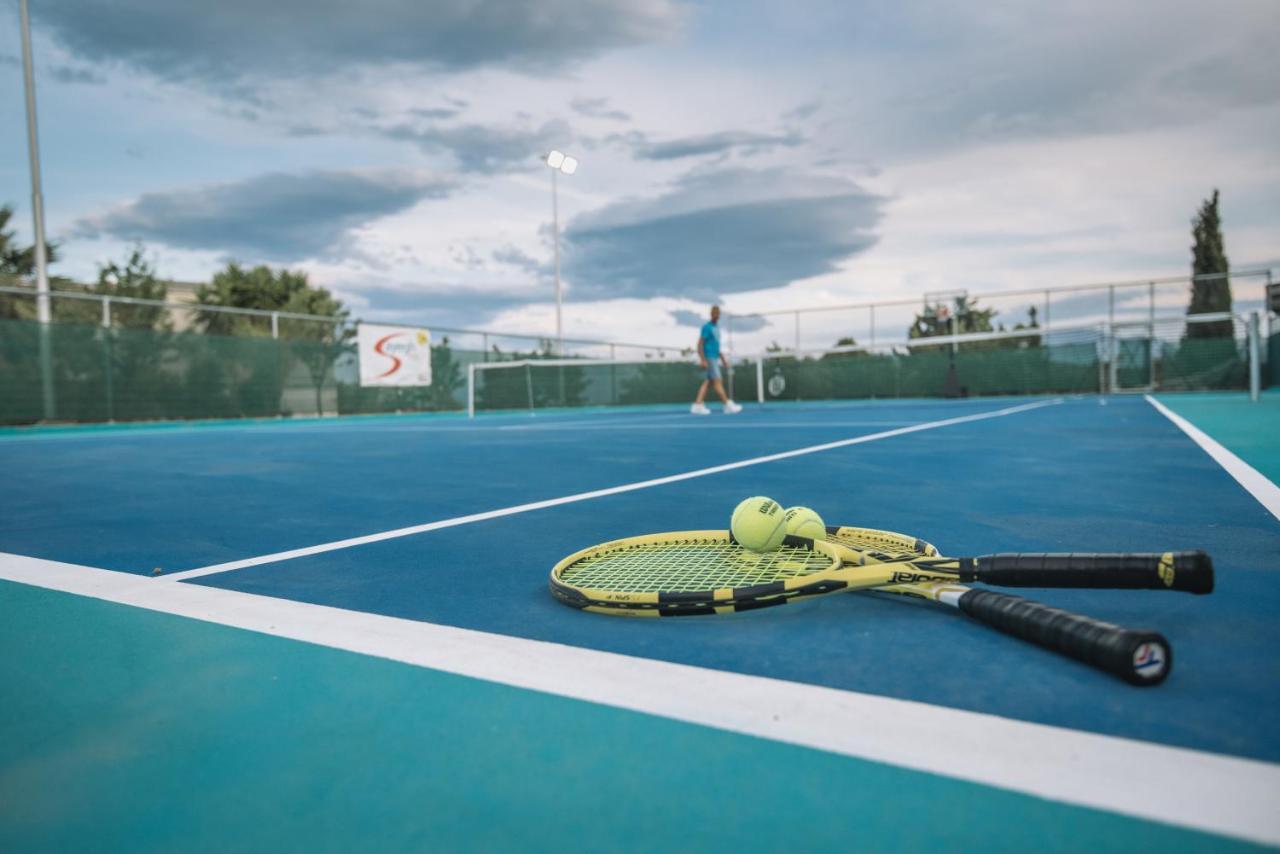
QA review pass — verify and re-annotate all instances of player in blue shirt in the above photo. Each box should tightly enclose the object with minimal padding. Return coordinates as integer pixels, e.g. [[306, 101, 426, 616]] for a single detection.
[[691, 305, 742, 415]]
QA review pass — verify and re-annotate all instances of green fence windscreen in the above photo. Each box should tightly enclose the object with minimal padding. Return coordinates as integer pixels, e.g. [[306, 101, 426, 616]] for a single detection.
[[0, 318, 484, 425]]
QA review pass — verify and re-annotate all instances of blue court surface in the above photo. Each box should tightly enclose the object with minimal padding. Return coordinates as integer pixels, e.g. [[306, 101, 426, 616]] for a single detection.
[[2, 393, 1279, 851]]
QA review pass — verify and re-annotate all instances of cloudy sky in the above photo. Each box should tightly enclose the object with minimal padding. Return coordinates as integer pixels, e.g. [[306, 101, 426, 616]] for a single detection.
[[1, 0, 1277, 352]]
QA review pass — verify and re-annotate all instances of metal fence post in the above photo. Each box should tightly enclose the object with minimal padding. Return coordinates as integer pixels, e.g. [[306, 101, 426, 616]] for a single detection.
[[271, 311, 279, 339], [101, 297, 111, 328], [1096, 323, 1106, 395], [1044, 289, 1050, 330], [1248, 311, 1261, 402], [1108, 320, 1118, 394], [869, 305, 876, 348], [1147, 282, 1157, 390], [756, 357, 764, 404], [794, 311, 800, 351], [467, 363, 476, 418]]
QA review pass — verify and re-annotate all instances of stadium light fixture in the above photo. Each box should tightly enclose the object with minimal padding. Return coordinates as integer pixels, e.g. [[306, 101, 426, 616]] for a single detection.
[[545, 150, 578, 354]]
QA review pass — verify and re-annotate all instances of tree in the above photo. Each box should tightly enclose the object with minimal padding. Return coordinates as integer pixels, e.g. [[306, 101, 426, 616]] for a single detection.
[[92, 249, 172, 417], [91, 245, 170, 329], [0, 204, 58, 277], [1187, 189, 1233, 338], [194, 262, 315, 336], [908, 296, 997, 351], [0, 204, 59, 319], [820, 336, 868, 360], [276, 280, 352, 417], [196, 262, 351, 416], [1009, 306, 1042, 348]]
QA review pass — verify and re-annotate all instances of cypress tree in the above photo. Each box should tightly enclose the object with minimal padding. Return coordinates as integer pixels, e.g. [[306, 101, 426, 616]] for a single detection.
[[1187, 190, 1233, 338]]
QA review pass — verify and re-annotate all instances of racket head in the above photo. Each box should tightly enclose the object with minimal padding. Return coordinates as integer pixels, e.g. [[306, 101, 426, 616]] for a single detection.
[[827, 525, 940, 558], [550, 530, 849, 616]]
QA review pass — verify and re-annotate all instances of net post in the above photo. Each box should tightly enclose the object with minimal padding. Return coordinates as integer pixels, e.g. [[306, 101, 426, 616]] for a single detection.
[[1248, 311, 1261, 402], [756, 356, 764, 404], [466, 363, 476, 418]]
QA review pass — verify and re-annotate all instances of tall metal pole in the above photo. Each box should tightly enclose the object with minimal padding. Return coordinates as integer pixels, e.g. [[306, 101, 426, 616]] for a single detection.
[[551, 168, 562, 356], [20, 0, 55, 420], [19, 0, 49, 319]]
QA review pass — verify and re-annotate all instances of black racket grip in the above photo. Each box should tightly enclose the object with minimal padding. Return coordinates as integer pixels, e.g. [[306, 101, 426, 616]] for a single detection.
[[958, 589, 1172, 686], [971, 551, 1213, 594]]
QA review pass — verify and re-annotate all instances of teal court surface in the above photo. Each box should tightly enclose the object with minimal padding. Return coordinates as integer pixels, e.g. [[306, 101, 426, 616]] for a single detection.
[[2, 392, 1279, 851]]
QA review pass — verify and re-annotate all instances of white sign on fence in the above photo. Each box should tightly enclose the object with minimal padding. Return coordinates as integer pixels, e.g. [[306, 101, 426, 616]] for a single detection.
[[357, 323, 433, 387]]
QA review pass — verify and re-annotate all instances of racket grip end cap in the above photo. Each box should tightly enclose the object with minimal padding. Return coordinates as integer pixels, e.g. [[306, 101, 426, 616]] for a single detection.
[[1176, 550, 1214, 594], [959, 589, 1173, 686]]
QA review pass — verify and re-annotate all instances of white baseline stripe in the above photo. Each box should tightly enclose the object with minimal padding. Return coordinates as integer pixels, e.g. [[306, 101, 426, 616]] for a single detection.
[[164, 398, 1062, 581], [498, 420, 920, 432], [1145, 395, 1280, 521], [3, 552, 1277, 846]]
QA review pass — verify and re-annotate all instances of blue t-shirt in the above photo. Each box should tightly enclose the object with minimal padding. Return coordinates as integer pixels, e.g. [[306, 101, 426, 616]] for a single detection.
[[700, 321, 721, 360]]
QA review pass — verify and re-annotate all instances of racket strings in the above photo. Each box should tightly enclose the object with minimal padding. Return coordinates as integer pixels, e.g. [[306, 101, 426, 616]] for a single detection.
[[559, 540, 834, 593]]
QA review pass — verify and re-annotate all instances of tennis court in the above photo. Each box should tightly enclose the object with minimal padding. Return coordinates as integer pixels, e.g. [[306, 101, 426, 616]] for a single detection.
[[2, 390, 1278, 851]]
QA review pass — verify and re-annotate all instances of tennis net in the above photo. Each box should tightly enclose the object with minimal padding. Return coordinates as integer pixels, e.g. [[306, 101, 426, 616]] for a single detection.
[[758, 314, 1257, 403], [464, 314, 1263, 417]]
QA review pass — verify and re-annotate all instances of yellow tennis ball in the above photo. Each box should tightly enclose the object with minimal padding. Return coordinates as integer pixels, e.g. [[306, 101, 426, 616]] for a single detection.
[[730, 496, 787, 553], [783, 506, 826, 541]]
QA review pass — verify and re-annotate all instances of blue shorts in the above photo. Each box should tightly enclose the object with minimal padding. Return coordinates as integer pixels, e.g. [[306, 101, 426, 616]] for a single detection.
[[704, 361, 722, 381]]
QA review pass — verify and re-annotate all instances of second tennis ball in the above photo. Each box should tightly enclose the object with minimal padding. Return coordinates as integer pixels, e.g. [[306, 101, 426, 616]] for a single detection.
[[731, 496, 787, 552], [784, 506, 827, 540]]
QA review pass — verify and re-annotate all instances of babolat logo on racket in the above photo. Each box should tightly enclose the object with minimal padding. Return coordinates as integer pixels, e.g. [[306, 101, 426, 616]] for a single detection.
[[1158, 553, 1175, 588], [1132, 642, 1168, 680], [889, 570, 954, 584]]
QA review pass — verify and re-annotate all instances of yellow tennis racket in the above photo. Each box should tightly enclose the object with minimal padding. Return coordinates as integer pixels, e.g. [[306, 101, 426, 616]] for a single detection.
[[549, 529, 1212, 685]]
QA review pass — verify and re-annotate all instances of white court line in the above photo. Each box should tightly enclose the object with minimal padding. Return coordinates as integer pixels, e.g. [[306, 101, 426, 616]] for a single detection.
[[497, 420, 920, 432], [1145, 395, 1280, 522], [2, 552, 1276, 847], [163, 398, 1063, 582]]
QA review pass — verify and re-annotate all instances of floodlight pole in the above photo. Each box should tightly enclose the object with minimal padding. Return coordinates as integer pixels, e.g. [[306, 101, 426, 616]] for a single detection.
[[551, 167, 562, 356], [18, 0, 49, 319], [19, 0, 55, 420]]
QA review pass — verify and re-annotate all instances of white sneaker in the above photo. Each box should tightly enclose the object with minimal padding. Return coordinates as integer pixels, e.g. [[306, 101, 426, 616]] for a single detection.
[[690, 402, 711, 415], [724, 400, 743, 414]]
